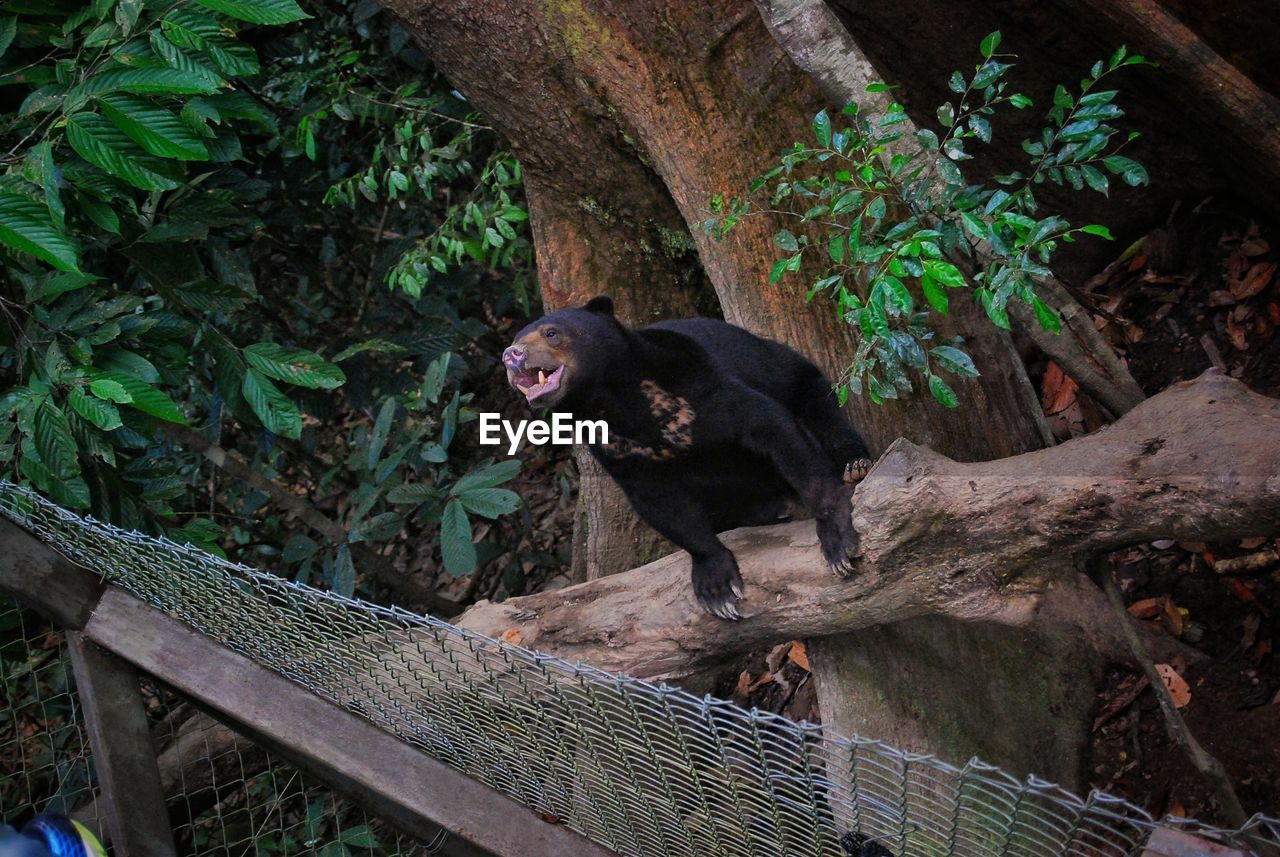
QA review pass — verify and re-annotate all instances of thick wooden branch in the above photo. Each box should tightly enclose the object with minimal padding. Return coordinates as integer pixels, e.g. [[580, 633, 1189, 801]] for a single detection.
[[457, 372, 1280, 679]]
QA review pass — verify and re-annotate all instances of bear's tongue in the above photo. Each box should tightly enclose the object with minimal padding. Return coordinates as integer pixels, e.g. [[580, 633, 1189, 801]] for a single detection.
[[515, 364, 564, 402]]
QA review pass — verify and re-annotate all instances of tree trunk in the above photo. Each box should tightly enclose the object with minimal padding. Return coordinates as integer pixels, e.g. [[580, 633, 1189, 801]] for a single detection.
[[380, 0, 1147, 782]]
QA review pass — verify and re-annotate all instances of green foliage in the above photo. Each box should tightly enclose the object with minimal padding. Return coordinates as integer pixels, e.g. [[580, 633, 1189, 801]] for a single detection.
[[0, 0, 534, 598], [708, 36, 1150, 408]]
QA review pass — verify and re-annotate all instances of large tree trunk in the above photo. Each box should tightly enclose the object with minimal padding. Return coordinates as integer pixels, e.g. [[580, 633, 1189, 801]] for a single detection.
[[378, 0, 1200, 783]]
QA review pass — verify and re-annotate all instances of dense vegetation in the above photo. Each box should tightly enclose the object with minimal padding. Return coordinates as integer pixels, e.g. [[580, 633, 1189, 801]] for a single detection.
[[0, 0, 538, 600]]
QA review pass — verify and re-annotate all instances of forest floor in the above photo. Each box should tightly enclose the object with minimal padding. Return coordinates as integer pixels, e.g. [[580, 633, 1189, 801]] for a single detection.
[[1074, 202, 1280, 826], [466, 198, 1280, 829]]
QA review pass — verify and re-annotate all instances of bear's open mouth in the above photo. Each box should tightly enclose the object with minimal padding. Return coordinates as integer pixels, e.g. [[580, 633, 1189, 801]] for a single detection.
[[512, 364, 565, 403]]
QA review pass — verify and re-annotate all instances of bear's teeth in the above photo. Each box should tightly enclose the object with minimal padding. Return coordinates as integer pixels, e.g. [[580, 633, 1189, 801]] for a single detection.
[[538, 370, 547, 385], [516, 383, 532, 394]]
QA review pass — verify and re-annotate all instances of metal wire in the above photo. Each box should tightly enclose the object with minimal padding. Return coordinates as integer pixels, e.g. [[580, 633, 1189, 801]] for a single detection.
[[1, 481, 1277, 857]]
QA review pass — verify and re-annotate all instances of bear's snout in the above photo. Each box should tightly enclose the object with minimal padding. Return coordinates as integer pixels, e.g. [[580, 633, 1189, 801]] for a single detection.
[[502, 345, 526, 370]]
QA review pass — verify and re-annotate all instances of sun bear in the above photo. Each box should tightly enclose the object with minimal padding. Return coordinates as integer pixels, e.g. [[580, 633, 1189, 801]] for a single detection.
[[503, 296, 870, 620]]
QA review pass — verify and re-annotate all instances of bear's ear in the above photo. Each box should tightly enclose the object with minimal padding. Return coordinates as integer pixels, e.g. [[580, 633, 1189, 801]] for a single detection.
[[583, 295, 615, 315]]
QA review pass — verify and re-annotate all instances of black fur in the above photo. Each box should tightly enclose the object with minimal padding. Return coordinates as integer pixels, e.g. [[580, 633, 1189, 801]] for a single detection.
[[507, 298, 869, 619]]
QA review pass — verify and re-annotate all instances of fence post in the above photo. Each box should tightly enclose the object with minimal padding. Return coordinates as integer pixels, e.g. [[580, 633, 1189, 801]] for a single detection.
[[66, 632, 177, 857], [0, 517, 175, 855]]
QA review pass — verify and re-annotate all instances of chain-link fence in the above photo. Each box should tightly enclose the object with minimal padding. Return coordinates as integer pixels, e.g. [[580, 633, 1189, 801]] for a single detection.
[[1, 480, 1277, 857], [0, 599, 436, 854]]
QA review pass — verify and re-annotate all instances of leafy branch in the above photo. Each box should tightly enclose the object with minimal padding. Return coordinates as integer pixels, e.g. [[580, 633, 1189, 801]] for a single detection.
[[707, 33, 1150, 407]]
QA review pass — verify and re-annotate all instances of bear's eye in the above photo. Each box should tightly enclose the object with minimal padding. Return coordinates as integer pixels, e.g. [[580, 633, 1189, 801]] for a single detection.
[[543, 328, 559, 341]]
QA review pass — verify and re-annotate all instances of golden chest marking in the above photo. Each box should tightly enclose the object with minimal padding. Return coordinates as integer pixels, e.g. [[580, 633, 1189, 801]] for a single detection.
[[599, 381, 696, 462]]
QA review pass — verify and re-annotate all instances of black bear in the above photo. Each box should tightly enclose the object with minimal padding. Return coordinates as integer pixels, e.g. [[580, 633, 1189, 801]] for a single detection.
[[503, 296, 870, 620]]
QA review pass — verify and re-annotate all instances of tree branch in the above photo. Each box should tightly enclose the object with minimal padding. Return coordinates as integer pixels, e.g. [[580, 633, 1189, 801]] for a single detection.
[[455, 372, 1280, 681]]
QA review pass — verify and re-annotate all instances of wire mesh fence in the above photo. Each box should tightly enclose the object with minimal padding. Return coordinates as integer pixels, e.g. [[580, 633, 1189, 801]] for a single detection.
[[1, 480, 1277, 857], [0, 600, 437, 855]]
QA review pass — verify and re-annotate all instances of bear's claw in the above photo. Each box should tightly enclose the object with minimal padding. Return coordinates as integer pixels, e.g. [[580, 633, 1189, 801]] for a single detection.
[[693, 552, 744, 621], [817, 505, 861, 580], [843, 458, 875, 486]]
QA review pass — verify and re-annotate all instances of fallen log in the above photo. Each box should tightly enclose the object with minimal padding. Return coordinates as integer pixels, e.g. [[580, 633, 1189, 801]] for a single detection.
[[456, 371, 1280, 681]]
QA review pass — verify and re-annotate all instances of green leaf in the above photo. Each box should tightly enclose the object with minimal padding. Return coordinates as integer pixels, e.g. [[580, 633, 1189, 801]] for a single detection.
[[387, 483, 440, 504], [194, 0, 310, 25], [242, 369, 301, 438], [354, 511, 403, 543], [244, 343, 345, 389], [0, 17, 16, 62], [812, 109, 832, 148], [979, 30, 1001, 58], [876, 275, 913, 315], [331, 544, 355, 596], [969, 115, 992, 144], [457, 487, 521, 519], [366, 397, 396, 470], [978, 288, 1011, 329], [929, 374, 959, 408], [931, 345, 980, 377], [26, 142, 64, 232], [282, 534, 319, 562], [936, 102, 955, 128], [1081, 164, 1109, 195], [0, 194, 80, 272], [440, 498, 476, 577], [922, 259, 966, 288], [935, 157, 963, 186], [1080, 223, 1113, 240], [1032, 295, 1063, 333], [97, 93, 210, 160], [332, 338, 406, 362], [69, 68, 221, 100], [69, 388, 123, 431], [1009, 93, 1033, 109], [93, 371, 187, 423], [66, 113, 181, 191], [948, 71, 966, 94], [453, 459, 521, 494], [774, 229, 799, 253], [1102, 155, 1148, 187], [921, 273, 949, 313], [35, 401, 80, 479], [767, 256, 790, 284], [89, 378, 132, 403]]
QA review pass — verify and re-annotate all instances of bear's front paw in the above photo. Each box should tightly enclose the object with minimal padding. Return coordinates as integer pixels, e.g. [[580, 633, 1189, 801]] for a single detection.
[[817, 510, 860, 579], [692, 552, 744, 621]]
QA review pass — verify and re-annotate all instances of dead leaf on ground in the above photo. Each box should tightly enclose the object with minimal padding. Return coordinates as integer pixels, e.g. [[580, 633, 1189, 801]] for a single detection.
[[500, 628, 523, 646], [1129, 597, 1161, 619], [1041, 362, 1078, 415], [788, 640, 811, 672], [1093, 673, 1150, 730], [1155, 663, 1191, 708], [1160, 599, 1186, 637], [1233, 259, 1274, 300]]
